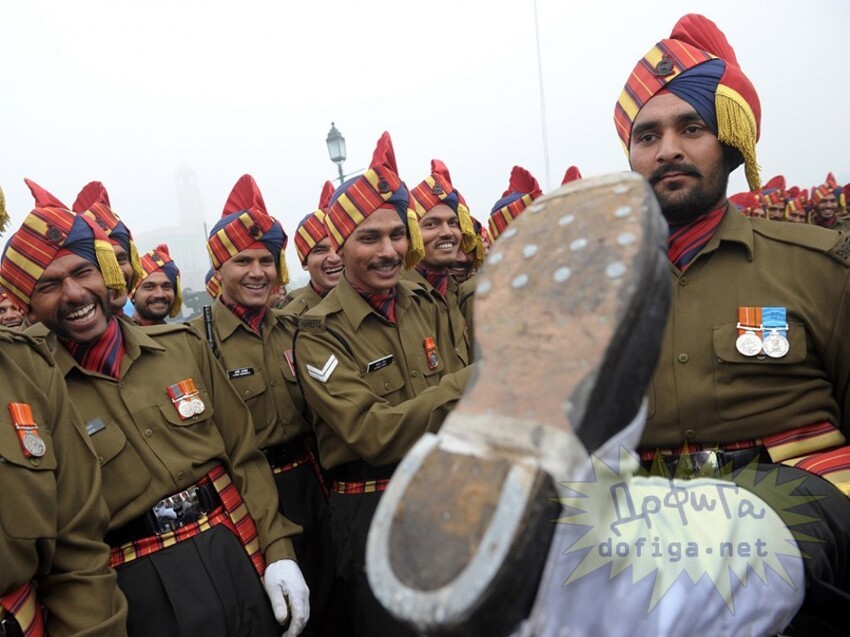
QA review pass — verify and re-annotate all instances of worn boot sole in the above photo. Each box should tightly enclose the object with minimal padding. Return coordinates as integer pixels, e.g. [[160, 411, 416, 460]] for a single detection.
[[367, 173, 670, 635]]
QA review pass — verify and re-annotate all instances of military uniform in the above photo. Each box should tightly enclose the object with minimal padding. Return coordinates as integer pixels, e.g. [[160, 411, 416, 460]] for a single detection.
[[190, 300, 334, 636], [643, 206, 850, 454], [401, 268, 471, 370], [0, 328, 127, 636], [29, 319, 298, 636], [295, 275, 472, 635], [458, 275, 476, 344], [282, 284, 324, 316]]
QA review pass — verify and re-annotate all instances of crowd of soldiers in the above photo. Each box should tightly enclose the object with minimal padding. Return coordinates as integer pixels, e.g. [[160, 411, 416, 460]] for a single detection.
[[1, 11, 850, 637]]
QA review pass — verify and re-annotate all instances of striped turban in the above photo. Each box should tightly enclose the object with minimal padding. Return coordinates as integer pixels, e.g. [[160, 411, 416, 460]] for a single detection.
[[324, 131, 424, 268], [757, 175, 787, 209], [73, 182, 146, 288], [132, 243, 182, 317], [409, 159, 477, 254], [0, 179, 125, 310], [206, 174, 289, 286], [729, 191, 759, 216], [810, 172, 841, 209], [294, 181, 336, 264], [615, 14, 762, 190], [488, 166, 542, 242], [205, 268, 221, 300], [561, 166, 583, 185]]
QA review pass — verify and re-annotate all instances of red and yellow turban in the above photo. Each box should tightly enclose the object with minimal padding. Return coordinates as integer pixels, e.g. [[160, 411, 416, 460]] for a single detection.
[[488, 166, 542, 242], [729, 191, 759, 216], [786, 189, 809, 218], [409, 160, 477, 254], [324, 131, 424, 269], [133, 243, 182, 318], [810, 172, 841, 208], [0, 179, 125, 309], [206, 175, 289, 286], [294, 181, 336, 264], [561, 166, 583, 186], [615, 14, 761, 190], [757, 175, 787, 209]]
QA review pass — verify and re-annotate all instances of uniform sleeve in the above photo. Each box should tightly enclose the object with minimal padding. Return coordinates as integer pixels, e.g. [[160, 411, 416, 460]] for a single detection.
[[38, 364, 129, 637], [193, 335, 301, 563], [295, 328, 472, 466], [825, 271, 850, 436]]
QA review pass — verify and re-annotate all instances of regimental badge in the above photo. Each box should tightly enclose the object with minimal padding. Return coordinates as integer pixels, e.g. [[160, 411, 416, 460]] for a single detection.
[[7, 403, 46, 458], [167, 378, 205, 420], [654, 54, 674, 77], [45, 225, 64, 244]]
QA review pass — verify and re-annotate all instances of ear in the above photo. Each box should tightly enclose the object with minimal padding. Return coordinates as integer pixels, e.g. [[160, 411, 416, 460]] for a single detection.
[[214, 269, 223, 282]]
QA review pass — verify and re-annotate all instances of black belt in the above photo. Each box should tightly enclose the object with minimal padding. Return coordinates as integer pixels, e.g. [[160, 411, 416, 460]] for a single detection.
[[329, 460, 398, 483], [105, 483, 222, 547], [0, 617, 22, 637], [261, 437, 311, 469], [641, 446, 771, 477]]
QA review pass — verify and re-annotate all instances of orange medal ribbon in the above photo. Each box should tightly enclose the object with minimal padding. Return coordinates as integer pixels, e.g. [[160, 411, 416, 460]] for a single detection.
[[7, 403, 46, 458]]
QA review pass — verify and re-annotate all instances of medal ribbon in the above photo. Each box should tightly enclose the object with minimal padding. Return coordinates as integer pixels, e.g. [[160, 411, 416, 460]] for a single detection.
[[7, 403, 42, 458], [167, 379, 200, 420], [736, 306, 762, 334], [762, 306, 787, 339]]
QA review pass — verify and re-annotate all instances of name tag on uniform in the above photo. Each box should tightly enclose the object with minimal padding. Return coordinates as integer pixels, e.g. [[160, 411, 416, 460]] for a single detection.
[[85, 417, 106, 436], [366, 355, 394, 373], [227, 367, 255, 379]]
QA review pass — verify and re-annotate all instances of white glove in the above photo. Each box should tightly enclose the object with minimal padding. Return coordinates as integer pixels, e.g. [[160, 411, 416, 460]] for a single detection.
[[263, 559, 310, 636]]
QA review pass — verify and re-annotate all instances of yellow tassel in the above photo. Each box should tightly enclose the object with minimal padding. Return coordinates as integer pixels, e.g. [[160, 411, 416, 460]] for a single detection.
[[473, 237, 486, 269], [129, 241, 146, 290], [456, 202, 477, 254], [170, 274, 183, 318], [0, 185, 8, 235], [278, 251, 290, 287], [95, 238, 127, 292], [404, 208, 425, 269], [715, 86, 761, 191]]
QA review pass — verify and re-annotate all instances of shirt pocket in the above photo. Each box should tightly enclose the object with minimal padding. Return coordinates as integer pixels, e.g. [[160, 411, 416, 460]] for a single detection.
[[360, 360, 407, 399], [88, 420, 151, 515], [156, 387, 219, 461], [227, 370, 272, 431], [0, 420, 57, 539], [712, 321, 808, 420]]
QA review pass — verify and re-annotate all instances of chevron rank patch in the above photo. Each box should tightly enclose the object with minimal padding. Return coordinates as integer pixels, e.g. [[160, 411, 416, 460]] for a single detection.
[[307, 354, 338, 383]]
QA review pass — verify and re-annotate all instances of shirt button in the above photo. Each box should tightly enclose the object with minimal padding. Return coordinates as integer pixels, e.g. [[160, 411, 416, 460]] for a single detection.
[[30, 458, 40, 467], [678, 353, 689, 363], [384, 382, 391, 390], [177, 471, 185, 481], [679, 277, 688, 286], [270, 381, 276, 387], [244, 390, 252, 397], [144, 428, 153, 437], [411, 371, 418, 378], [97, 456, 104, 465], [685, 429, 696, 440]]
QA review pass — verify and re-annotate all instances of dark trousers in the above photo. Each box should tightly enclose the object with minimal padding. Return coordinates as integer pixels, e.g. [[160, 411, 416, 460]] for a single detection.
[[273, 463, 340, 637], [329, 490, 417, 637], [116, 525, 279, 637]]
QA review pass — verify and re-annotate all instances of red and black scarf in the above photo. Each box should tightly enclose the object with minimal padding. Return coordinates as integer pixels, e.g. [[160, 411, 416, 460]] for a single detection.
[[63, 317, 126, 379]]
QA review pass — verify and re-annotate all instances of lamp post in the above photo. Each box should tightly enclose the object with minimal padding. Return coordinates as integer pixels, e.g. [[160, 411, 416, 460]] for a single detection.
[[326, 123, 347, 186]]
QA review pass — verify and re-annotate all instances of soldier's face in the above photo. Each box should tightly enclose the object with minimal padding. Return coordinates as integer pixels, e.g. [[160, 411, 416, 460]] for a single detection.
[[217, 247, 277, 309], [132, 271, 175, 323], [629, 93, 729, 223], [449, 248, 474, 283], [339, 208, 408, 295], [0, 297, 26, 330], [30, 253, 111, 344], [110, 244, 132, 312], [816, 194, 838, 219], [766, 203, 786, 221], [788, 209, 807, 223], [750, 206, 766, 219], [304, 237, 343, 295], [418, 204, 461, 270]]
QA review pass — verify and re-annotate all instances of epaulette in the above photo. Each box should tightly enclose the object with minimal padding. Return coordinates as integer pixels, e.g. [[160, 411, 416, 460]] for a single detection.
[[752, 220, 850, 267], [0, 326, 55, 366], [142, 322, 199, 338], [399, 278, 432, 301], [297, 315, 326, 332]]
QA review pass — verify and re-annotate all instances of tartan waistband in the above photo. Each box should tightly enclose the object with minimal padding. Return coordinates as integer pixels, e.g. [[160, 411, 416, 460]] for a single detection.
[[0, 583, 44, 637], [333, 478, 391, 495]]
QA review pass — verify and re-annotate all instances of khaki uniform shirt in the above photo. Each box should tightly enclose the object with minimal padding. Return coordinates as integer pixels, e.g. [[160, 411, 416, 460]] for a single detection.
[[458, 275, 476, 344], [189, 302, 309, 450], [0, 329, 127, 636], [401, 269, 471, 371], [29, 320, 298, 562], [282, 284, 324, 316], [642, 207, 850, 449], [294, 277, 472, 469]]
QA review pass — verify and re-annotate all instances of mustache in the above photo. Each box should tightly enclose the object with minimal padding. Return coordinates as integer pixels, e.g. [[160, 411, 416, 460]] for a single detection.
[[368, 259, 402, 270], [649, 164, 702, 186], [59, 293, 106, 319]]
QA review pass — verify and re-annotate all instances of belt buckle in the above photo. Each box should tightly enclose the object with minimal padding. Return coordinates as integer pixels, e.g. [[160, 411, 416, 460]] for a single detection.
[[149, 487, 202, 534]]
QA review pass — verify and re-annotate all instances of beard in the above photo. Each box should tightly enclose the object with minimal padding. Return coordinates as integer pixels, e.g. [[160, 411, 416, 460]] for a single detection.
[[134, 297, 172, 323], [650, 163, 729, 224]]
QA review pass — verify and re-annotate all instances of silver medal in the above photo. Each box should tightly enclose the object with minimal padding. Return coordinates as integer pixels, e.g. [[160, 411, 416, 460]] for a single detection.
[[23, 432, 46, 457], [191, 398, 205, 415], [762, 330, 790, 358], [735, 331, 762, 357], [178, 401, 195, 419]]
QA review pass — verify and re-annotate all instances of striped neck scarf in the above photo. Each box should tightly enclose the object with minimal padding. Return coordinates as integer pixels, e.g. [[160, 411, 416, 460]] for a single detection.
[[221, 297, 267, 335], [667, 205, 726, 271], [63, 317, 126, 379], [415, 264, 449, 297], [309, 280, 329, 299], [352, 284, 397, 324]]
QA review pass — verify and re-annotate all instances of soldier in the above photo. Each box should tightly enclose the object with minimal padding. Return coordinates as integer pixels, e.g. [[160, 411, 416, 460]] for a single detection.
[[284, 181, 341, 315], [810, 172, 850, 231], [786, 188, 810, 224], [0, 286, 27, 330], [192, 174, 334, 636], [294, 132, 472, 636], [72, 181, 146, 317], [758, 175, 788, 221], [2, 182, 310, 636], [131, 244, 181, 326], [404, 159, 478, 370]]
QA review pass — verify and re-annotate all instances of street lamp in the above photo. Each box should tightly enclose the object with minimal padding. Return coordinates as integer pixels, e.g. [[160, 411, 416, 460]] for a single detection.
[[326, 123, 347, 186]]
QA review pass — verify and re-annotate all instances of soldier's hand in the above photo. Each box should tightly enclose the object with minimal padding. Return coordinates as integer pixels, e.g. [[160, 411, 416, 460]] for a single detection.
[[263, 559, 310, 636]]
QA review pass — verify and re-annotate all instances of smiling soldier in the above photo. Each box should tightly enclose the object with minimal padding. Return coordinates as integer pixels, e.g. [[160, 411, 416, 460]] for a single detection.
[[131, 244, 181, 326]]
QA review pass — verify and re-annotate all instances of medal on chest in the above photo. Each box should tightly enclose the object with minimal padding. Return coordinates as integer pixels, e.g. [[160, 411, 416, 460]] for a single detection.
[[424, 337, 440, 370], [167, 378, 205, 420], [761, 306, 790, 359], [7, 402, 46, 458], [735, 307, 763, 357]]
